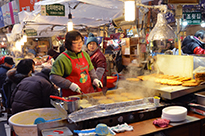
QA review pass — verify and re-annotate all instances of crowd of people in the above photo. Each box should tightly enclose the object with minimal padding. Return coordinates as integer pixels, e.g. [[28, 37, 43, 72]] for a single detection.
[[0, 30, 107, 121]]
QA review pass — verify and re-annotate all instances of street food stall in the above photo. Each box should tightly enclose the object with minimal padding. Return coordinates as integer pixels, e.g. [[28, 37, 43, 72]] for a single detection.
[[6, 0, 205, 136], [8, 66, 205, 136]]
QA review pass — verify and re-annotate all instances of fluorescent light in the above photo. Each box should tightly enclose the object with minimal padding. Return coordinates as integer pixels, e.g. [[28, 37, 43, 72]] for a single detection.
[[124, 0, 135, 21]]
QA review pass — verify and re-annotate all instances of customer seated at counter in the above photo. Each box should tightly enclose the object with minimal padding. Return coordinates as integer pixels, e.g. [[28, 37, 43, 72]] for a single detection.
[[50, 30, 102, 97]]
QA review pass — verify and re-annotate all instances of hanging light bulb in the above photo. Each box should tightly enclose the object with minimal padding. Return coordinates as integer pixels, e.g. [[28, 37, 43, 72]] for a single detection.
[[67, 13, 73, 31], [23, 33, 27, 43], [15, 40, 22, 51], [124, 0, 135, 21], [201, 21, 205, 27], [20, 38, 24, 45]]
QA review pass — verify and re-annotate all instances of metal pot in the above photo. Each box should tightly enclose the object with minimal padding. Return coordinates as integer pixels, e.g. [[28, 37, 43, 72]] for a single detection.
[[50, 95, 80, 114], [63, 97, 80, 114]]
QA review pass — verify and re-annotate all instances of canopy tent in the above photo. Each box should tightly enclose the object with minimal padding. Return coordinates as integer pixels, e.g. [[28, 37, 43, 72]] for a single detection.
[[7, 0, 153, 42]]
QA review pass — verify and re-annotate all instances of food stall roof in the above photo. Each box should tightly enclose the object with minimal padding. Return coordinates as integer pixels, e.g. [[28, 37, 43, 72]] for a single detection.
[[8, 0, 153, 41], [21, 0, 153, 27]]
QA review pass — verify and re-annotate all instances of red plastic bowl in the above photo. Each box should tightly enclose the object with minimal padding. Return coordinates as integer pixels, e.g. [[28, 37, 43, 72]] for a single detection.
[[106, 76, 118, 88]]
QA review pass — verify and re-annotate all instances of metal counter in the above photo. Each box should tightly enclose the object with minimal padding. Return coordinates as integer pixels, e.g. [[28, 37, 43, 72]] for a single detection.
[[155, 84, 205, 100]]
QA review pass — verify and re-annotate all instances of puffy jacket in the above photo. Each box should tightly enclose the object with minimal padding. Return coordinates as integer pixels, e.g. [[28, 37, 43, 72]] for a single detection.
[[0, 65, 11, 88], [10, 72, 59, 115], [182, 36, 205, 54], [89, 48, 107, 87]]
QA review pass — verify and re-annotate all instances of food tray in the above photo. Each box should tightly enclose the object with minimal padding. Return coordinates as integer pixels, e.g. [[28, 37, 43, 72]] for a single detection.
[[41, 126, 73, 136]]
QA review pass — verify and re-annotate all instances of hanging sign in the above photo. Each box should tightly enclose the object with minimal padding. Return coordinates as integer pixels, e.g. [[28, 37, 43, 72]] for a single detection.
[[25, 29, 37, 36], [19, 0, 40, 12], [11, 0, 19, 24], [182, 12, 201, 25], [41, 4, 65, 16]]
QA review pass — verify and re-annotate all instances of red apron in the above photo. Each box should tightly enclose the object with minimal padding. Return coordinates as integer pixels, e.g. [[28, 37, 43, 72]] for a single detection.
[[61, 52, 94, 97]]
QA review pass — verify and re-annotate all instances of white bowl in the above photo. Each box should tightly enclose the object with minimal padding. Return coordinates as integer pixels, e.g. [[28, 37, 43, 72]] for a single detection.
[[161, 106, 187, 122], [9, 108, 66, 136]]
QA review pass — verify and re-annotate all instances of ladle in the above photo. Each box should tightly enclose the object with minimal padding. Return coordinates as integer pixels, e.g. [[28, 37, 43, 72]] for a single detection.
[[34, 117, 61, 124], [50, 95, 73, 102]]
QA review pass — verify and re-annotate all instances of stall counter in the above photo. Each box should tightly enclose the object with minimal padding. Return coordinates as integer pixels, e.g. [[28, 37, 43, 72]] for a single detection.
[[116, 111, 205, 136]]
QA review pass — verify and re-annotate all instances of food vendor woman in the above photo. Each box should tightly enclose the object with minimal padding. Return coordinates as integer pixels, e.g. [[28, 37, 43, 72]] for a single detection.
[[50, 31, 102, 97]]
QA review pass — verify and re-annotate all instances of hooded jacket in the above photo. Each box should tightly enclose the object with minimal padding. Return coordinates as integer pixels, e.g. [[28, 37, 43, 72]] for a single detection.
[[182, 36, 205, 54], [10, 71, 59, 115], [6, 69, 29, 85]]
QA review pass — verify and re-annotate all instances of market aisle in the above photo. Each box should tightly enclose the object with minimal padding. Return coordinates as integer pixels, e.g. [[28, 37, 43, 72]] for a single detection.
[[0, 113, 10, 136]]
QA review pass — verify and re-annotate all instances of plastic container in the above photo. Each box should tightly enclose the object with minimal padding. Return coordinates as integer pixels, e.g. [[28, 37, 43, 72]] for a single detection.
[[9, 108, 66, 136]]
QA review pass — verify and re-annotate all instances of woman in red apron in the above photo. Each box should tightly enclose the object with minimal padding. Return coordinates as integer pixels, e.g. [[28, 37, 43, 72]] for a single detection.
[[85, 33, 107, 93], [50, 31, 102, 97]]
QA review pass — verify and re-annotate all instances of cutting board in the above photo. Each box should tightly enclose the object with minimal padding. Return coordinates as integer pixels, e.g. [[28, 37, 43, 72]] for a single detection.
[[156, 55, 194, 78]]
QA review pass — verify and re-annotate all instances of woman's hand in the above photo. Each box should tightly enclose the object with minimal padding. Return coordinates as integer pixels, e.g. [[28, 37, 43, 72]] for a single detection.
[[93, 79, 103, 88], [69, 83, 81, 94]]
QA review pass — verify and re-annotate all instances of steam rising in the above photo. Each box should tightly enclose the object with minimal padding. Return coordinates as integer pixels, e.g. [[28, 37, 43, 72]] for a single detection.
[[118, 79, 157, 98]]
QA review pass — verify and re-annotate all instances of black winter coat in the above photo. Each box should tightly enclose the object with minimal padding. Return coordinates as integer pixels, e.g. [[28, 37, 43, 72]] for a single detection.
[[10, 72, 59, 115], [182, 36, 205, 54], [0, 65, 11, 88]]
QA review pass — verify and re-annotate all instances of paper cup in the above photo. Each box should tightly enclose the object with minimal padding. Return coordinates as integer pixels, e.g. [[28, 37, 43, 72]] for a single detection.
[[154, 96, 160, 106]]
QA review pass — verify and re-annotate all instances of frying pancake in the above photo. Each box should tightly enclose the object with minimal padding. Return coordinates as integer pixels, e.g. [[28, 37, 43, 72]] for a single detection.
[[97, 99, 114, 104], [92, 96, 108, 100], [126, 78, 140, 82]]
